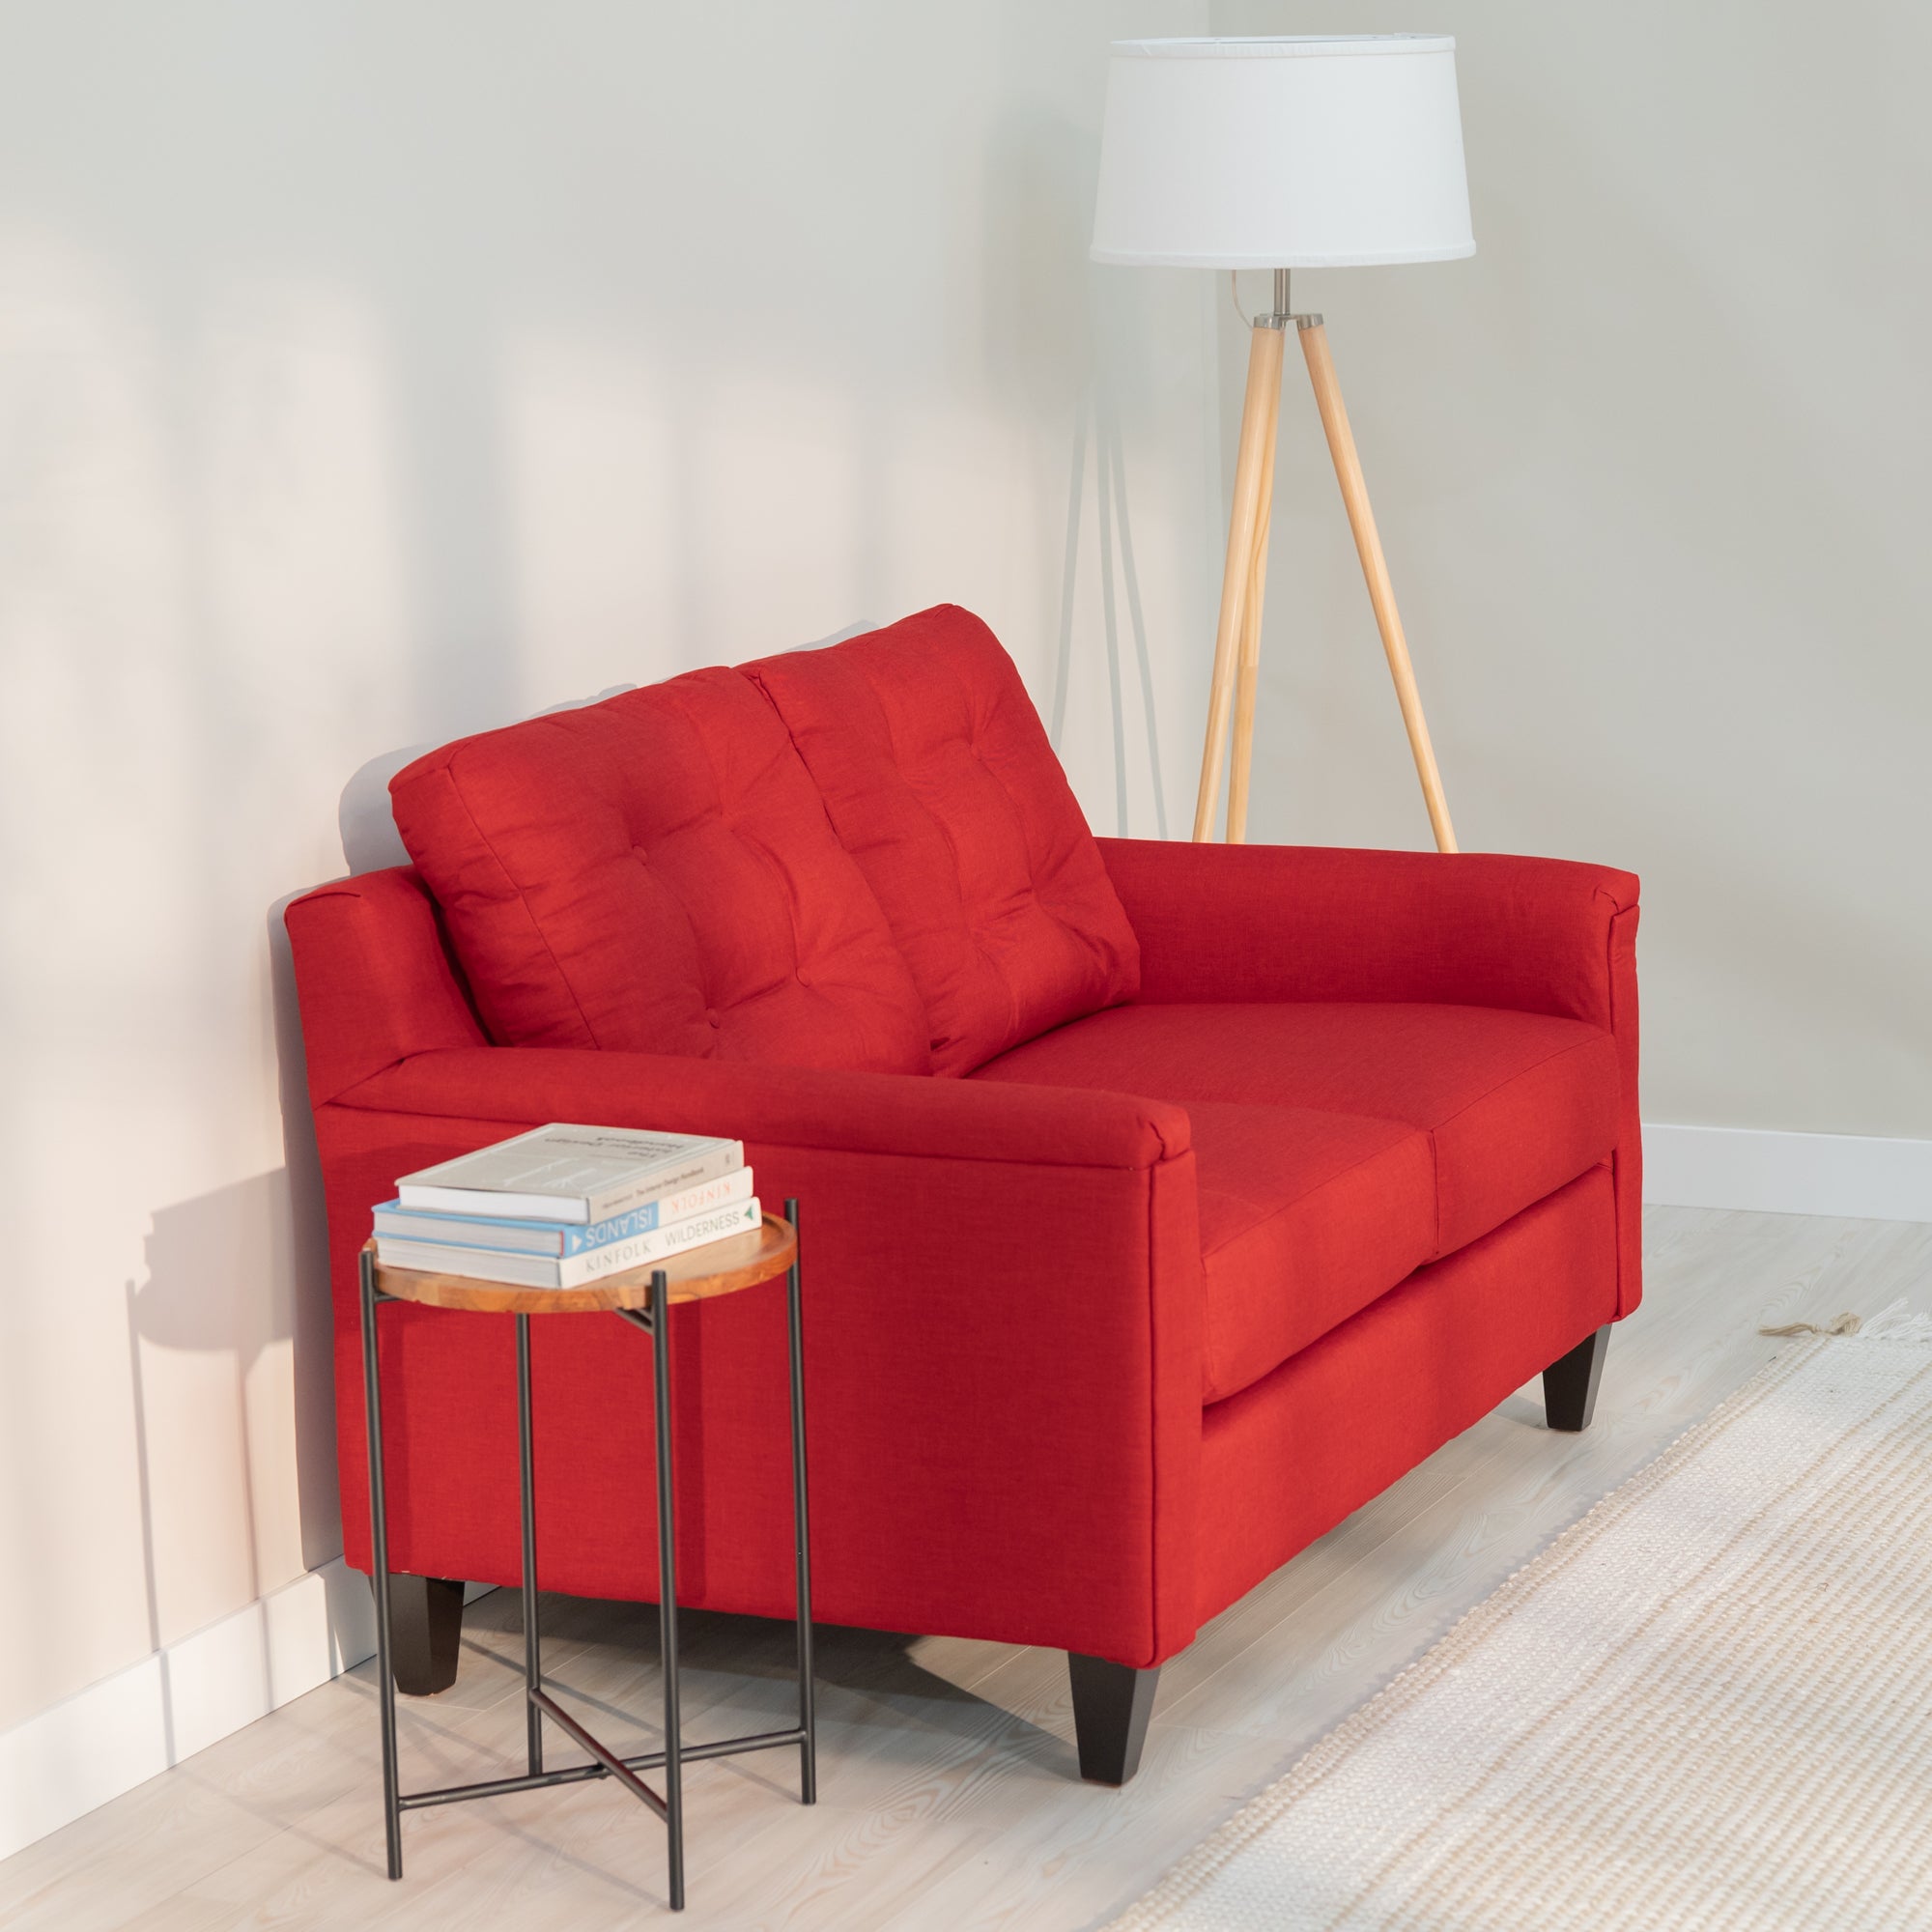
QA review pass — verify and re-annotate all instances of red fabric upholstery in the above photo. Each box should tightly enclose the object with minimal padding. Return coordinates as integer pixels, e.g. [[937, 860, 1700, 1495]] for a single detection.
[[388, 670, 931, 1073], [1179, 1102, 1435, 1400], [743, 607, 1140, 1074], [1100, 838, 1643, 1319], [977, 1000, 1618, 1258], [287, 661, 1641, 1681], [1195, 1164, 1616, 1622], [283, 868, 487, 1104], [341, 1042, 1187, 1173], [1101, 838, 1637, 1019], [300, 1042, 1203, 1664]]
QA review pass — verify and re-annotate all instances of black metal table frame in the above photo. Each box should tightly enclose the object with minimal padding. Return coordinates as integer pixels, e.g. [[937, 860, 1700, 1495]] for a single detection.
[[358, 1197, 815, 1911]]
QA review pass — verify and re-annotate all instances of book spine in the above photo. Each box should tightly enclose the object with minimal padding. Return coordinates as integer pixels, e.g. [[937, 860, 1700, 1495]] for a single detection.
[[371, 1206, 544, 1253], [560, 1168, 754, 1255], [554, 1198, 761, 1287], [394, 1184, 590, 1222], [582, 1141, 744, 1222], [373, 1238, 545, 1284]]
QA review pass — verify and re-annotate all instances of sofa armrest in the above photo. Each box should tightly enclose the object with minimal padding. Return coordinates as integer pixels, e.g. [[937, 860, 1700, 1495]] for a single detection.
[[336, 1045, 1189, 1169], [285, 868, 488, 1104], [1099, 838, 1638, 1029], [320, 1047, 1204, 1667]]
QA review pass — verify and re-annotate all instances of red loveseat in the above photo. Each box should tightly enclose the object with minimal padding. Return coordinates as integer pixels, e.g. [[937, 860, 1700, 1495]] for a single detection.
[[286, 605, 1639, 1784]]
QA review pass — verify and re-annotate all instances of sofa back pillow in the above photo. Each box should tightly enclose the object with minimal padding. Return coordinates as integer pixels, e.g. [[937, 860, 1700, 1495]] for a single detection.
[[388, 668, 932, 1073], [742, 606, 1140, 1075]]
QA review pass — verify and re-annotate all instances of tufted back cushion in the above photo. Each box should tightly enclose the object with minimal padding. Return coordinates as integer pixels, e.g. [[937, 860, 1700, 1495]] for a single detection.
[[388, 669, 932, 1072], [741, 606, 1141, 1076]]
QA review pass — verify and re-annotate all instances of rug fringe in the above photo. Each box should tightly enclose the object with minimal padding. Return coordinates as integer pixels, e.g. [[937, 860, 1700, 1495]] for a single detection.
[[1758, 1312, 1862, 1338], [1855, 1299, 1932, 1342], [1757, 1298, 1932, 1343]]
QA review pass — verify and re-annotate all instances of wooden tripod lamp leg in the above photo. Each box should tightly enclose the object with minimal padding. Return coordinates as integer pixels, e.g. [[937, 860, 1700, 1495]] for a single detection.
[[1225, 351, 1281, 845], [1297, 318, 1458, 854], [1194, 321, 1285, 842]]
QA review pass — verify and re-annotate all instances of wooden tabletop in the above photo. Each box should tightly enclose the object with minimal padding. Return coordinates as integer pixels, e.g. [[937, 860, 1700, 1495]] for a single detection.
[[364, 1213, 797, 1315]]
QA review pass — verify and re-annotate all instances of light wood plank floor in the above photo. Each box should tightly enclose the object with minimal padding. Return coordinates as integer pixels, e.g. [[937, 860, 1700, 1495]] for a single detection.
[[6, 1207, 1929, 1931]]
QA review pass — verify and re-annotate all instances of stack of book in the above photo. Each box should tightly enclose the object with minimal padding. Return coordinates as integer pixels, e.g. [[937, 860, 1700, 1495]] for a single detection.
[[373, 1123, 757, 1289]]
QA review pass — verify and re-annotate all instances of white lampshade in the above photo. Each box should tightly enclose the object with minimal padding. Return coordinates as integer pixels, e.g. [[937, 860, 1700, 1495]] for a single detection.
[[1091, 36, 1475, 270]]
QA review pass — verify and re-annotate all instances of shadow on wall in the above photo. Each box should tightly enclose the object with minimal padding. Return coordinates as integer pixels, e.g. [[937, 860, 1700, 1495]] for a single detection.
[[336, 746, 425, 876], [980, 105, 1167, 836], [105, 891, 356, 1743], [122, 1165, 316, 1761], [1051, 388, 1165, 839], [268, 899, 343, 1573], [333, 678, 644, 875]]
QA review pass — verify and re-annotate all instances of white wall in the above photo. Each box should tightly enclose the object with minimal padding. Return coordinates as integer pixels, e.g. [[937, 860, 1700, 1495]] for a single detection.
[[0, 0, 1218, 1749], [1208, 0, 1932, 1140]]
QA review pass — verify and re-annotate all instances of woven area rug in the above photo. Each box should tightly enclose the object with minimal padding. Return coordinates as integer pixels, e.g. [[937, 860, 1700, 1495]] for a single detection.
[[1110, 1310, 1932, 1931]]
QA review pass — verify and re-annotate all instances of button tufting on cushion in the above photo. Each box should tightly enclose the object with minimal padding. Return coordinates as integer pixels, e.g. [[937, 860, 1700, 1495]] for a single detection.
[[742, 605, 1141, 1075], [388, 668, 933, 1072]]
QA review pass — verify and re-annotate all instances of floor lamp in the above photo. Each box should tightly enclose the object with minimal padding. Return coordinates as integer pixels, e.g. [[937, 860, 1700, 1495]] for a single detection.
[[1092, 36, 1475, 850]]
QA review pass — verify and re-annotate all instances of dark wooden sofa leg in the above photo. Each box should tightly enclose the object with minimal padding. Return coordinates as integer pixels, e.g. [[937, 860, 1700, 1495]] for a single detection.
[[382, 1575, 466, 1694], [1543, 1325, 1611, 1433], [1068, 1654, 1160, 1784]]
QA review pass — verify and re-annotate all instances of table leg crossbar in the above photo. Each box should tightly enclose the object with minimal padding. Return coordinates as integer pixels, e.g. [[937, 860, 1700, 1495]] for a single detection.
[[359, 1199, 814, 1912], [397, 1722, 814, 1813]]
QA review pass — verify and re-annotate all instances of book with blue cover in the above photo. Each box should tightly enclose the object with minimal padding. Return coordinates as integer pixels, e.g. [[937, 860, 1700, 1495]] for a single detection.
[[375, 1195, 763, 1289], [373, 1167, 754, 1256]]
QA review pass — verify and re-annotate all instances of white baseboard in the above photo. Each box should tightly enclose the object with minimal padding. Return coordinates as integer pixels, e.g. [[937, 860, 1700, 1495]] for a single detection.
[[1643, 1122, 1932, 1223], [1, 1559, 389, 1862]]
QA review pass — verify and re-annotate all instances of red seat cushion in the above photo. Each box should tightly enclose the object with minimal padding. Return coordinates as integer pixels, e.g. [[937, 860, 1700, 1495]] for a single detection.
[[388, 670, 931, 1073], [1183, 1102, 1435, 1401], [975, 1001, 1620, 1399], [741, 606, 1141, 1075]]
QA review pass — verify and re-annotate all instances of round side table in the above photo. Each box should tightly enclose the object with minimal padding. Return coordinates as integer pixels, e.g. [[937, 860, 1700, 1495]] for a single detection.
[[357, 1201, 814, 1911]]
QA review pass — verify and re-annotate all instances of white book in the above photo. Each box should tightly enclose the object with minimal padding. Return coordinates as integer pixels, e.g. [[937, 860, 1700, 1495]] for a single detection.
[[376, 1197, 763, 1289], [397, 1122, 742, 1224], [372, 1168, 755, 1255]]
